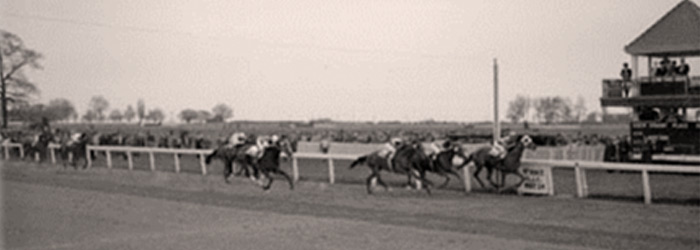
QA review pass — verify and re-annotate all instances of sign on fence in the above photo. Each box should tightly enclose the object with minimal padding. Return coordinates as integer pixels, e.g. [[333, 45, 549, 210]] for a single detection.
[[517, 165, 554, 196]]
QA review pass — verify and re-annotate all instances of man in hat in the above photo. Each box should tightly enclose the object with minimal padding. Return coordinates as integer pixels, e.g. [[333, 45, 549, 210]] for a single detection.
[[620, 63, 633, 98]]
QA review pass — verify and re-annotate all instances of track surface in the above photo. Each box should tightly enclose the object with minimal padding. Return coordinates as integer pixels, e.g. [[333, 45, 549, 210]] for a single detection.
[[2, 161, 699, 250]]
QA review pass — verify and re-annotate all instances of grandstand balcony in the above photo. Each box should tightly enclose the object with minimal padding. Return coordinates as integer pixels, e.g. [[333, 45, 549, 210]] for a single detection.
[[600, 76, 700, 108]]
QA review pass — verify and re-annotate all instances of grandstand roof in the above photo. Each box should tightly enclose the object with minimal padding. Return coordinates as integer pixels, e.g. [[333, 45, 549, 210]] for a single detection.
[[625, 0, 700, 56]]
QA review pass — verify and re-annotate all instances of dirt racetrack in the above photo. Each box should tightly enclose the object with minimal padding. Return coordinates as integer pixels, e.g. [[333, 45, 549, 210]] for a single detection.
[[2, 161, 700, 250]]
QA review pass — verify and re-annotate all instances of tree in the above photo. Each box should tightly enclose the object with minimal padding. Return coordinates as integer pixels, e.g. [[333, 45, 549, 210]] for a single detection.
[[179, 109, 198, 123], [1, 30, 43, 128], [212, 103, 233, 121], [88, 95, 109, 121], [123, 105, 135, 123], [573, 96, 587, 123], [46, 98, 76, 122], [533, 96, 573, 124], [137, 99, 146, 124], [197, 110, 211, 122], [109, 109, 123, 122], [147, 108, 165, 123], [82, 110, 97, 123], [506, 95, 530, 124]]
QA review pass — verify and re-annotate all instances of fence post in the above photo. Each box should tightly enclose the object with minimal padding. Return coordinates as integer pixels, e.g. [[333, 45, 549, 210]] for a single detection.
[[149, 151, 155, 171], [50, 147, 56, 164], [86, 146, 92, 168], [34, 152, 39, 162], [574, 165, 588, 198], [4, 142, 10, 159], [642, 170, 652, 204], [292, 156, 299, 182], [199, 153, 207, 175], [173, 154, 180, 173], [106, 150, 112, 169], [462, 165, 472, 193], [18, 145, 24, 159], [127, 151, 133, 170], [328, 157, 335, 184]]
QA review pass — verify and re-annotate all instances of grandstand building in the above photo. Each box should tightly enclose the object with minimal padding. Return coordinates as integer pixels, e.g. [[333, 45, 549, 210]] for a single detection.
[[600, 0, 700, 158]]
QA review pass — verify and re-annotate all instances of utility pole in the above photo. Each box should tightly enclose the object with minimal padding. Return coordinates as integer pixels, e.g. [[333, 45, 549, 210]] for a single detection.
[[493, 58, 500, 141], [0, 52, 6, 128]]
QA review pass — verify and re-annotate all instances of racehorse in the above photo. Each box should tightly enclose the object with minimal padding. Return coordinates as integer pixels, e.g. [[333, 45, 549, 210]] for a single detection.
[[23, 131, 54, 163], [59, 133, 91, 169], [254, 137, 295, 190], [426, 144, 468, 188], [459, 135, 537, 192], [349, 143, 434, 195]]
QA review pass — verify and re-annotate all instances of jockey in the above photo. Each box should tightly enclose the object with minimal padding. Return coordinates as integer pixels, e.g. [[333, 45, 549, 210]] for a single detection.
[[378, 137, 402, 170], [244, 135, 270, 161], [227, 132, 247, 148], [490, 130, 518, 160]]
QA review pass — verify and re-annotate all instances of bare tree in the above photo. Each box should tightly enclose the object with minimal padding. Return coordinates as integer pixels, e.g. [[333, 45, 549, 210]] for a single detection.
[[212, 103, 233, 121], [88, 96, 110, 121], [124, 105, 135, 123], [573, 96, 587, 123], [1, 30, 43, 128], [506, 95, 530, 124], [109, 109, 123, 123], [179, 109, 198, 123], [147, 108, 165, 123], [137, 99, 146, 124], [46, 98, 76, 122]]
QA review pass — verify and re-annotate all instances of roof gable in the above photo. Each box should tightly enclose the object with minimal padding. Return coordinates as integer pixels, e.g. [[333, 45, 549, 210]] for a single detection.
[[625, 0, 700, 56]]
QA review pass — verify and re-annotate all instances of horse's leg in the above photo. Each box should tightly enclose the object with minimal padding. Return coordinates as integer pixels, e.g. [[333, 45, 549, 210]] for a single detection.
[[374, 172, 390, 191], [365, 170, 378, 194], [261, 170, 273, 190], [501, 171, 527, 193], [439, 172, 450, 189], [472, 165, 487, 188], [223, 160, 233, 183], [486, 166, 500, 189], [409, 169, 432, 195], [270, 168, 294, 190]]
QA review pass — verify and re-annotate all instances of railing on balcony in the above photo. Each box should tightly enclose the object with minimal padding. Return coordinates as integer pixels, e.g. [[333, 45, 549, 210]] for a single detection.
[[602, 75, 700, 98]]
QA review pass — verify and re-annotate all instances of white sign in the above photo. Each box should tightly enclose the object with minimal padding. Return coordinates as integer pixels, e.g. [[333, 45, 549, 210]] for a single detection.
[[517, 165, 554, 196]]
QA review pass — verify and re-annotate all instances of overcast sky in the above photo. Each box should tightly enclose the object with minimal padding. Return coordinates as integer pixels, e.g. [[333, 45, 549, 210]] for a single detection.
[[1, 0, 696, 122]]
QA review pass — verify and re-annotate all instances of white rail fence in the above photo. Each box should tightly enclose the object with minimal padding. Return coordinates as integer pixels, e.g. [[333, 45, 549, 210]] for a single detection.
[[3, 141, 699, 204]]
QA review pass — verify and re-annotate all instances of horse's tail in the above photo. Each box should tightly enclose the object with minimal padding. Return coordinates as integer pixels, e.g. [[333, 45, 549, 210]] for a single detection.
[[349, 155, 368, 169]]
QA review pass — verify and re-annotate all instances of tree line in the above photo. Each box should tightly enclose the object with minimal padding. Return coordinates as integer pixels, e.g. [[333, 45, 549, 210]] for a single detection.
[[506, 95, 599, 125]]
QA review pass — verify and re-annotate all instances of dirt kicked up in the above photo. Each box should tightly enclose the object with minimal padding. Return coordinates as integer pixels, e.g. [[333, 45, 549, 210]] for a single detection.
[[2, 161, 699, 250]]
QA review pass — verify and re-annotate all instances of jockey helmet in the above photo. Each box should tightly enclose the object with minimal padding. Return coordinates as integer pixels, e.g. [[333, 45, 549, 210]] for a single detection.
[[270, 134, 280, 143], [390, 137, 402, 147]]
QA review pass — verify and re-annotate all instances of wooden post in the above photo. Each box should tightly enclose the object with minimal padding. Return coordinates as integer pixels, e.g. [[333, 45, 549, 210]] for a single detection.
[[85, 147, 92, 168], [574, 165, 589, 198], [173, 154, 180, 173], [462, 165, 472, 193], [34, 152, 39, 162], [328, 157, 335, 184], [18, 145, 24, 159], [127, 151, 133, 170], [106, 150, 112, 169], [199, 153, 207, 175], [3, 143, 9, 159], [642, 170, 652, 204], [50, 147, 56, 164], [149, 151, 155, 171], [292, 156, 299, 182]]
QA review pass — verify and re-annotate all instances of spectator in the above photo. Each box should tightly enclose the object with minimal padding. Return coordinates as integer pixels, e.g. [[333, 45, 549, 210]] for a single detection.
[[620, 63, 632, 98], [617, 136, 630, 163], [677, 58, 690, 76], [670, 60, 678, 76]]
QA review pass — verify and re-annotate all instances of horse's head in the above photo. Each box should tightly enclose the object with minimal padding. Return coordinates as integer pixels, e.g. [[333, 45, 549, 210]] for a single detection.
[[519, 135, 537, 151], [276, 137, 294, 158]]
